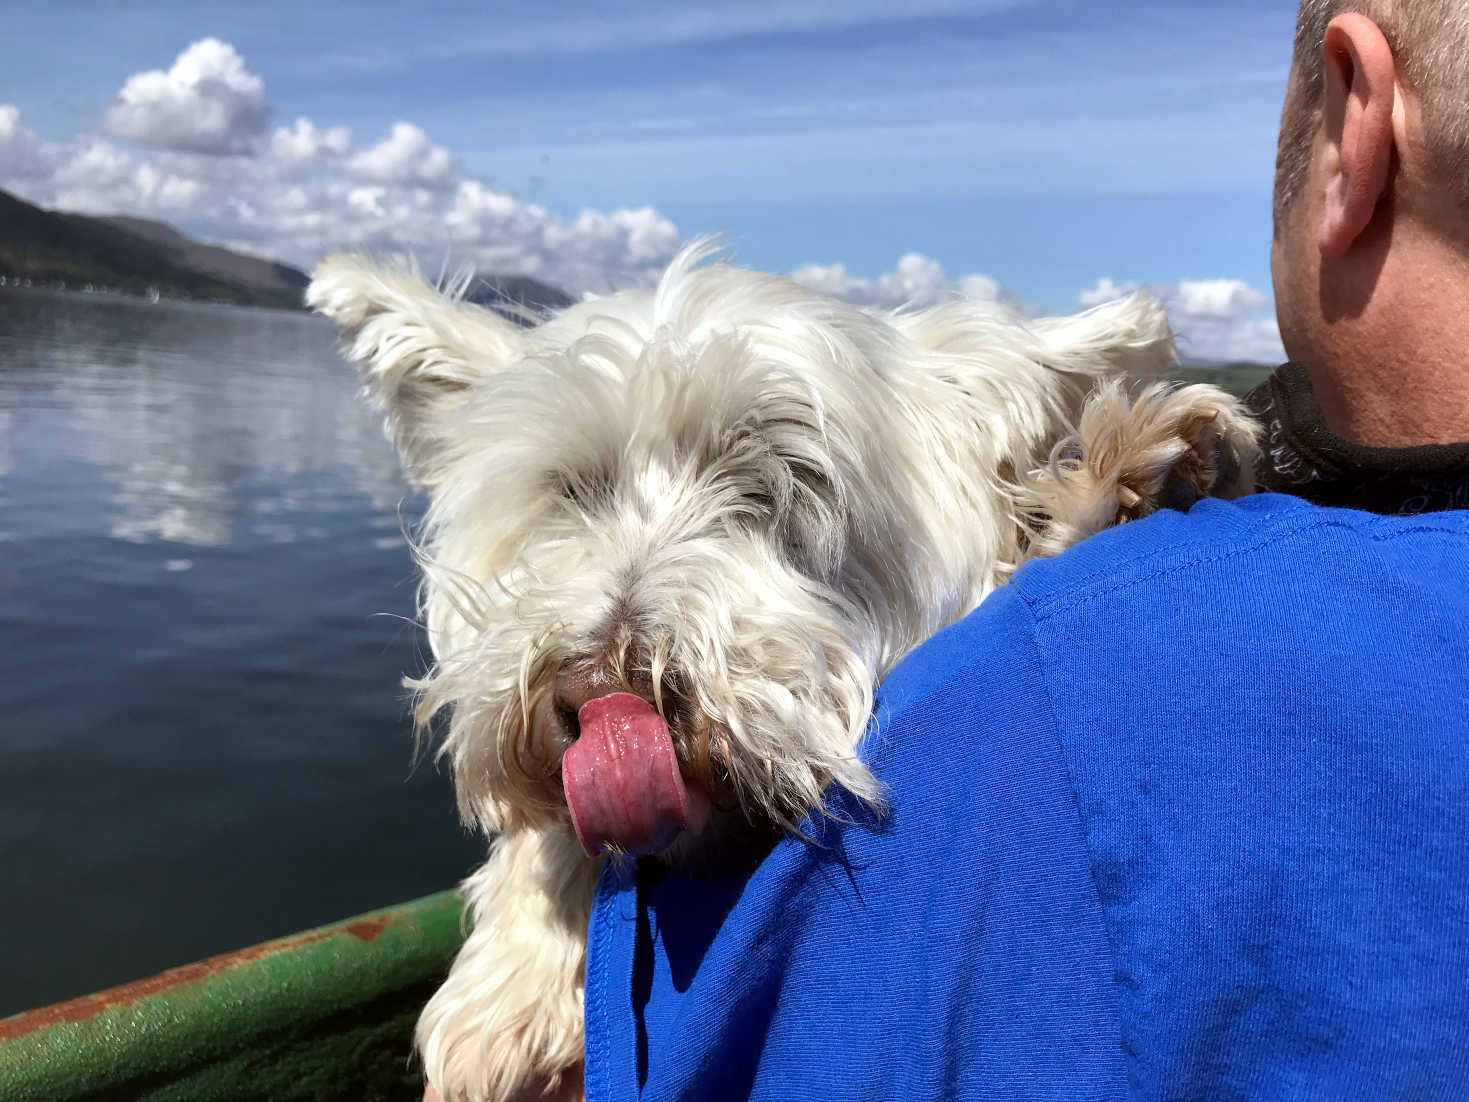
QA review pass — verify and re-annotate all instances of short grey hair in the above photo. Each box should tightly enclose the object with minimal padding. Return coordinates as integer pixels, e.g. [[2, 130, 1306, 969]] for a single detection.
[[1274, 0, 1469, 227]]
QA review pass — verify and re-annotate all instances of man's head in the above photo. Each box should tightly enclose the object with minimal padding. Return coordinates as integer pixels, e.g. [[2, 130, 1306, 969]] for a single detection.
[[1274, 1, 1469, 228], [1270, 0, 1469, 444]]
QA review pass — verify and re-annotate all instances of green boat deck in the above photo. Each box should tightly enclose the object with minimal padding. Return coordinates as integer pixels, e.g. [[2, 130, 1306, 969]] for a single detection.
[[0, 891, 466, 1101]]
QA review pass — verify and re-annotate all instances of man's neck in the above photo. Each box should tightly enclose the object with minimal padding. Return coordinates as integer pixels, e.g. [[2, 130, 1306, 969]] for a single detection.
[[1312, 232, 1469, 448], [1308, 358, 1469, 447]]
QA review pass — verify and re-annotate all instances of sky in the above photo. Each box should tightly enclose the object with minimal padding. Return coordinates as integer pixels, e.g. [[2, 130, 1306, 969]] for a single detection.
[[0, 0, 1296, 363]]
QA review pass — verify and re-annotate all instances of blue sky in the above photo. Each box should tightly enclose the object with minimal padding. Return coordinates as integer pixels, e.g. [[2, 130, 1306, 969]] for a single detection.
[[0, 1, 1296, 361]]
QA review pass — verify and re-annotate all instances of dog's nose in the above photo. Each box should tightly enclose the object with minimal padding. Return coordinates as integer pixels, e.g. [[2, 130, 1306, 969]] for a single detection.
[[552, 661, 663, 739]]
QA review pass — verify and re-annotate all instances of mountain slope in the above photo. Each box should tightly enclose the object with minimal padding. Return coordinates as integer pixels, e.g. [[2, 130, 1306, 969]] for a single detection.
[[466, 273, 577, 319], [0, 188, 579, 317], [99, 215, 309, 306], [0, 189, 305, 308]]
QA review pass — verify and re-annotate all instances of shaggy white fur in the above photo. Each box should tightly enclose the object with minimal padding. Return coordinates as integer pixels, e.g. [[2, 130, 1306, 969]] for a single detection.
[[307, 243, 1259, 1102]]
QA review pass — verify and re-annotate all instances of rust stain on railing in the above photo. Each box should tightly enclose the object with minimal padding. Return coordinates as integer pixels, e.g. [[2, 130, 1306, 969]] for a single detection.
[[0, 891, 466, 1101], [0, 909, 400, 1041]]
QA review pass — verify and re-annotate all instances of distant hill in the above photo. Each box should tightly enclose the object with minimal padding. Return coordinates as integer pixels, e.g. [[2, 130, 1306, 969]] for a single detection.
[[466, 273, 577, 322], [1173, 361, 1275, 398], [0, 188, 306, 309], [98, 215, 310, 307], [0, 187, 577, 317]]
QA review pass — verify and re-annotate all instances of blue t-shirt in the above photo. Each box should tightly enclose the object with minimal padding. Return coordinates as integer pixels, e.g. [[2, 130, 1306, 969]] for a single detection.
[[583, 494, 1469, 1100]]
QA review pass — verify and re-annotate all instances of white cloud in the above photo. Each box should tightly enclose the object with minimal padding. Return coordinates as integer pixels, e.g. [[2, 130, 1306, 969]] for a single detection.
[[270, 117, 351, 168], [7, 34, 1281, 351], [792, 253, 1003, 310], [958, 273, 1002, 302], [0, 105, 50, 181], [1080, 276, 1284, 365], [2, 38, 683, 293], [106, 38, 269, 155], [544, 206, 682, 285], [799, 260, 1277, 364], [127, 161, 197, 209], [48, 139, 138, 212], [31, 138, 202, 219], [345, 122, 452, 185], [1079, 277, 1133, 309], [1170, 278, 1268, 318]]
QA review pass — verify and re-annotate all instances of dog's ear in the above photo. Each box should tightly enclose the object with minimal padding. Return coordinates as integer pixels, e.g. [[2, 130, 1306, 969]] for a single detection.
[[307, 255, 521, 486], [1028, 290, 1178, 382]]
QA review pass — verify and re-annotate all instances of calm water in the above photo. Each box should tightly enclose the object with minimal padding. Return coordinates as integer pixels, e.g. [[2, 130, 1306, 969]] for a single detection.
[[0, 289, 484, 1017]]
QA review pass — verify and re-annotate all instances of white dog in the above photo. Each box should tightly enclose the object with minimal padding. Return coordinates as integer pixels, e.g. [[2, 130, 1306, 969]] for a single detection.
[[308, 243, 1259, 1102]]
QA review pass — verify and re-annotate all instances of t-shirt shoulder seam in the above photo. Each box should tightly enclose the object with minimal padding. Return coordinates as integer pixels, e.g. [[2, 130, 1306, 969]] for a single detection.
[[1022, 511, 1469, 625], [1366, 520, 1469, 540]]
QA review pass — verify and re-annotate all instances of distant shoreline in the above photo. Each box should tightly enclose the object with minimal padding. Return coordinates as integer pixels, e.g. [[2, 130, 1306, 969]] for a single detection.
[[0, 280, 1275, 393], [0, 277, 312, 318]]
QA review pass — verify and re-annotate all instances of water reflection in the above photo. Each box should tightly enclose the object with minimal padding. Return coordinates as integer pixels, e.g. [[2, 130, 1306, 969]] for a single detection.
[[0, 288, 482, 1016], [0, 288, 410, 548]]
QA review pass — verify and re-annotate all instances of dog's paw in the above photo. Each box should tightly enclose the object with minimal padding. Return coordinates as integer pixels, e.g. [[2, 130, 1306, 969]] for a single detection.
[[1020, 379, 1261, 557], [418, 829, 595, 1102], [418, 929, 586, 1102]]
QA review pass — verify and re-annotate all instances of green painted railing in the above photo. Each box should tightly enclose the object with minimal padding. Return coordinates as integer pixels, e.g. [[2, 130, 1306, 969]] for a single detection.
[[0, 891, 466, 1101]]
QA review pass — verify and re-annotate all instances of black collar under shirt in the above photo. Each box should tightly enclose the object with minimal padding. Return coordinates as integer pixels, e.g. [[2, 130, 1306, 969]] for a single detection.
[[1242, 362, 1469, 515]]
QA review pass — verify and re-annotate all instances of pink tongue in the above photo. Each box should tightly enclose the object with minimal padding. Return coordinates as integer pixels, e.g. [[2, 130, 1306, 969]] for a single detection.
[[561, 692, 709, 857]]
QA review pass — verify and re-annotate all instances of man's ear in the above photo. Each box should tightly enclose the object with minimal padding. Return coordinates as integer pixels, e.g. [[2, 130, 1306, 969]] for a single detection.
[[307, 255, 521, 486], [1319, 13, 1399, 257]]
